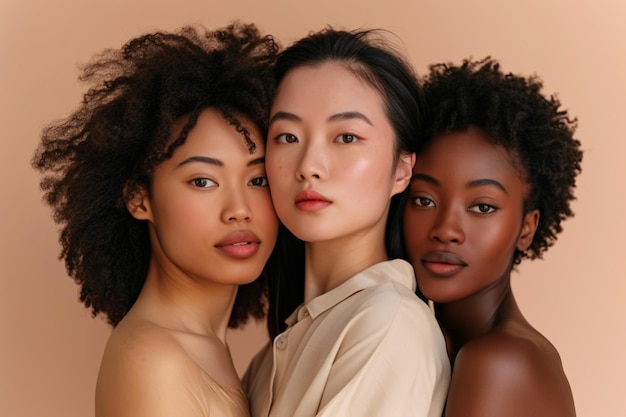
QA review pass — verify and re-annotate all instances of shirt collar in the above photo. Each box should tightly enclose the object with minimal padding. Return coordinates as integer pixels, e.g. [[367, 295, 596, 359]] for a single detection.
[[285, 259, 416, 326]]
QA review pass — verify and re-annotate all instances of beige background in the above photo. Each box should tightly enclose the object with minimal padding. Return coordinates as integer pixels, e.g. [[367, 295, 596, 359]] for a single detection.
[[1, 0, 624, 416]]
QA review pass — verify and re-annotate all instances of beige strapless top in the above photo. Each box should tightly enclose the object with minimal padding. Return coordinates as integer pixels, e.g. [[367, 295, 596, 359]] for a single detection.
[[189, 367, 250, 417]]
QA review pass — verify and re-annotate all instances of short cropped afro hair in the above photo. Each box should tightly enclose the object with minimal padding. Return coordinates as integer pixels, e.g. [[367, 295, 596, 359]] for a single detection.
[[32, 22, 279, 326], [420, 57, 582, 264]]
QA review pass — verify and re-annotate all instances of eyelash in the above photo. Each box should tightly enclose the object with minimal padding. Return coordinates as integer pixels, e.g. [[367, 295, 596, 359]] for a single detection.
[[334, 133, 359, 144], [275, 133, 298, 144], [469, 203, 497, 214], [191, 178, 216, 188], [191, 176, 269, 188], [413, 196, 435, 208], [274, 132, 361, 144], [249, 176, 269, 187], [412, 197, 498, 214]]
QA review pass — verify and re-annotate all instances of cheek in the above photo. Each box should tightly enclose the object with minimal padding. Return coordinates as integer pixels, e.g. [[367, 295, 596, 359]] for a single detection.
[[151, 200, 211, 255], [402, 211, 426, 254], [471, 221, 519, 264], [341, 153, 393, 194], [151, 177, 202, 221], [266, 151, 292, 189], [253, 194, 279, 250], [345, 156, 374, 176], [255, 193, 279, 225], [169, 201, 212, 234]]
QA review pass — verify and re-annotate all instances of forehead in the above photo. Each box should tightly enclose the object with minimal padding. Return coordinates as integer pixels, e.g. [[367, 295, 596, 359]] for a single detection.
[[171, 108, 264, 157], [416, 128, 524, 184], [172, 108, 263, 153], [274, 62, 385, 112]]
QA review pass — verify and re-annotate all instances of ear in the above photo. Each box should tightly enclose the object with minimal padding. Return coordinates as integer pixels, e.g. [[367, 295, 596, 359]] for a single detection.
[[124, 184, 153, 222], [516, 209, 540, 252], [391, 152, 416, 196]]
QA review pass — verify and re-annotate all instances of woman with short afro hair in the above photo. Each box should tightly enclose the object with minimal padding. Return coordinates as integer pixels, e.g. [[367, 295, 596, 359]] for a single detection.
[[33, 22, 280, 417], [403, 57, 581, 416]]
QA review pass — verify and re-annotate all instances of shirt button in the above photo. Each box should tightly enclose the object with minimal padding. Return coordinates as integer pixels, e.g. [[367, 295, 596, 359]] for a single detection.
[[276, 335, 288, 350]]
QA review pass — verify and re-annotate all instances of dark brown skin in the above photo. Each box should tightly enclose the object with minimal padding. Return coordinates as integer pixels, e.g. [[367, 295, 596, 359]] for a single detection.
[[436, 281, 576, 417], [404, 128, 576, 416]]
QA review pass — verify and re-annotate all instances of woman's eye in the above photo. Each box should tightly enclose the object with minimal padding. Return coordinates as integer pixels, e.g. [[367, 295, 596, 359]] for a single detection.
[[276, 133, 298, 144], [469, 204, 496, 214], [250, 176, 269, 187], [413, 196, 435, 208], [335, 134, 359, 144], [191, 178, 216, 188]]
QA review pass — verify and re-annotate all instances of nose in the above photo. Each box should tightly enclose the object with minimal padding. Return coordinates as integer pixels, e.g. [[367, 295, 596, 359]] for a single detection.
[[296, 141, 326, 181], [428, 207, 465, 244], [221, 189, 252, 223]]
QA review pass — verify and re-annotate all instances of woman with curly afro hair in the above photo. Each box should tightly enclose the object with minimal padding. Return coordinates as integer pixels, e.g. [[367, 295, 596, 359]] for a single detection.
[[403, 57, 581, 416], [33, 22, 280, 417]]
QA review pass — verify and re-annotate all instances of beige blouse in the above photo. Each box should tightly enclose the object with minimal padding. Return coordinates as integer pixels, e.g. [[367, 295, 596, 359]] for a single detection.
[[244, 260, 450, 417]]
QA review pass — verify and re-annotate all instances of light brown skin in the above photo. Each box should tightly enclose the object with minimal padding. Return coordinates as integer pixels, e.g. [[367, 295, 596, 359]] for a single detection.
[[404, 128, 576, 417], [95, 109, 278, 417]]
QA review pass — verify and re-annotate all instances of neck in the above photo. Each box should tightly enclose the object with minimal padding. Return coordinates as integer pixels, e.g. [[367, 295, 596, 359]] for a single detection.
[[134, 258, 238, 343], [434, 273, 522, 362], [303, 227, 388, 303]]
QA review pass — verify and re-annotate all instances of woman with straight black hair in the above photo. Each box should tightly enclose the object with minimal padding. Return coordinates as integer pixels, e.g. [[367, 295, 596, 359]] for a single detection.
[[244, 28, 450, 417]]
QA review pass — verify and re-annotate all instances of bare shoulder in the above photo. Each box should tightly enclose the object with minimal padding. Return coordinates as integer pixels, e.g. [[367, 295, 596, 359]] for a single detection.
[[458, 329, 559, 375], [95, 322, 202, 417], [99, 320, 189, 373], [446, 330, 576, 417]]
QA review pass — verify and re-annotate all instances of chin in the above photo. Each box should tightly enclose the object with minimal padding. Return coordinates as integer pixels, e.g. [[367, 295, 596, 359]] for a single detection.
[[286, 227, 334, 243], [418, 284, 454, 304], [220, 264, 266, 285]]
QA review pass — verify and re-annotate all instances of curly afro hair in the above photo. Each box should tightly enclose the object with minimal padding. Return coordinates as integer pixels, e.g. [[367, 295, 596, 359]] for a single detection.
[[420, 57, 582, 265], [32, 22, 280, 327]]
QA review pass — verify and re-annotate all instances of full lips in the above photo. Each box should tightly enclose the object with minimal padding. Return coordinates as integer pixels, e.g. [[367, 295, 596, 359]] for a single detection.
[[421, 260, 466, 276], [296, 199, 331, 211], [295, 189, 331, 212], [420, 251, 467, 276], [216, 242, 260, 259], [215, 231, 260, 259]]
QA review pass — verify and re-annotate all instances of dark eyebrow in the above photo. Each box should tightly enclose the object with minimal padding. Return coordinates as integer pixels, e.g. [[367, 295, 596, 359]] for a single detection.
[[177, 156, 222, 168], [467, 179, 508, 194], [177, 156, 266, 168], [247, 157, 265, 167], [269, 111, 300, 125], [327, 111, 372, 126], [269, 111, 373, 126], [411, 174, 508, 194], [411, 173, 440, 186]]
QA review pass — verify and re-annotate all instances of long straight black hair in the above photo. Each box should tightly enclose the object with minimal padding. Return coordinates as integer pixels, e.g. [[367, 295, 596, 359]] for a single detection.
[[267, 27, 426, 338]]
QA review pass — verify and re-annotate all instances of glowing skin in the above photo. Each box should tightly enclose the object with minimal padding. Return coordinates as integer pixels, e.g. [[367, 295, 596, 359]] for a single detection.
[[266, 62, 413, 299], [267, 62, 411, 250], [402, 126, 576, 417], [403, 127, 538, 304], [97, 108, 278, 417], [133, 108, 278, 293]]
